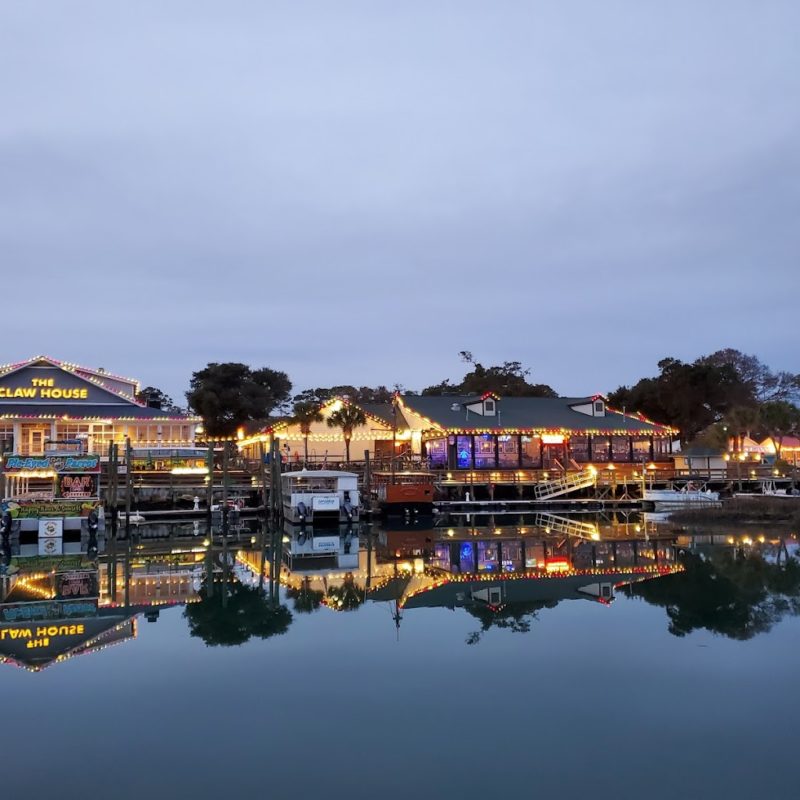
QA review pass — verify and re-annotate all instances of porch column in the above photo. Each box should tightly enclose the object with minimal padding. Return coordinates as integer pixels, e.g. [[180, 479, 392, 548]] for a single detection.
[[494, 435, 499, 469], [649, 436, 655, 460], [628, 436, 634, 462], [587, 434, 593, 462], [517, 435, 523, 468]]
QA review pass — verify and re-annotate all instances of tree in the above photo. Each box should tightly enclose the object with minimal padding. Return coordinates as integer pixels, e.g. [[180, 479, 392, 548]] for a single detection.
[[608, 357, 751, 444], [186, 362, 292, 437], [723, 405, 761, 452], [292, 400, 324, 465], [630, 550, 800, 640], [184, 579, 292, 646], [135, 386, 182, 413], [326, 403, 367, 463], [698, 349, 799, 403], [293, 385, 394, 405], [760, 400, 800, 460], [422, 352, 557, 397]]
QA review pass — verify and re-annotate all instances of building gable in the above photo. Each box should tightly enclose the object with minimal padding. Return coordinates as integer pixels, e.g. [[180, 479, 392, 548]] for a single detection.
[[0, 360, 142, 409]]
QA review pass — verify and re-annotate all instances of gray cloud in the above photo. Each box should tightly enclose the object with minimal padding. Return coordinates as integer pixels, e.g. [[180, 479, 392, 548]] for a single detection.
[[1, 1, 798, 401]]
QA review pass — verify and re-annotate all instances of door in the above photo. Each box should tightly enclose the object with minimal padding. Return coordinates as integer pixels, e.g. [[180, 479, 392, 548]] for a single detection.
[[27, 427, 47, 455]]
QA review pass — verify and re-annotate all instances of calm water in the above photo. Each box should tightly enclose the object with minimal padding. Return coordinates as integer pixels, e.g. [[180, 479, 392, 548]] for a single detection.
[[2, 516, 799, 799]]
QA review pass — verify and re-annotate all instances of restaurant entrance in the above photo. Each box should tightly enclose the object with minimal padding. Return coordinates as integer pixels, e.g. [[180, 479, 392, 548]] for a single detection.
[[23, 425, 48, 456]]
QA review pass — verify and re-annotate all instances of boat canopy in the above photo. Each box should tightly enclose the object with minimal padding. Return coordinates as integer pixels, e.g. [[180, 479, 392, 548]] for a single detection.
[[281, 470, 358, 481]]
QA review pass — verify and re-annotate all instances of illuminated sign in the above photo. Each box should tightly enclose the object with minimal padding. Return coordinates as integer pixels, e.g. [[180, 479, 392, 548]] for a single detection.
[[0, 623, 86, 650], [0, 377, 89, 400], [3, 455, 101, 473], [1, 499, 102, 519], [55, 570, 99, 600], [0, 599, 97, 623], [541, 434, 565, 445], [57, 474, 98, 499]]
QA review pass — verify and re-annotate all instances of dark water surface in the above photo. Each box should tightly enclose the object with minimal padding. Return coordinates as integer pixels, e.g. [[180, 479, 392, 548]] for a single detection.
[[2, 518, 799, 800]]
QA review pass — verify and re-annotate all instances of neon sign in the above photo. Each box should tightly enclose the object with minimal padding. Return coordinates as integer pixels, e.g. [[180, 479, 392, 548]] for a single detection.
[[0, 377, 89, 400]]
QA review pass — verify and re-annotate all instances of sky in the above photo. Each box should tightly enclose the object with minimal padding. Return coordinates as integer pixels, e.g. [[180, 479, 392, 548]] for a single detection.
[[1, 1, 798, 403]]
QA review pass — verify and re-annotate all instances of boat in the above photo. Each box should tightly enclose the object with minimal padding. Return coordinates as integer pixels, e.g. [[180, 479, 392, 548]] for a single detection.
[[281, 469, 360, 525], [643, 485, 720, 507], [733, 480, 800, 499], [373, 471, 435, 517]]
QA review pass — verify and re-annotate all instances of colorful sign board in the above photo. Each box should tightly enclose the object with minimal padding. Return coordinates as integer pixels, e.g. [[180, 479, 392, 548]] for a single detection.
[[3, 455, 101, 473], [56, 474, 98, 499], [54, 570, 99, 600], [1, 499, 102, 519], [0, 599, 98, 624]]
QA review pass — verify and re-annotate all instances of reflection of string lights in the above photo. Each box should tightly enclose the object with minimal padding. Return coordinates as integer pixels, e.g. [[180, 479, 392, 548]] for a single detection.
[[400, 565, 683, 607]]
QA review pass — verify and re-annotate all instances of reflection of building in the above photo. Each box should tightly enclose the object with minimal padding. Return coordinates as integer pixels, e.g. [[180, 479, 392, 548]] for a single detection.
[[0, 356, 198, 456], [0, 565, 137, 671], [399, 566, 682, 611], [0, 542, 210, 671], [0, 614, 136, 672]]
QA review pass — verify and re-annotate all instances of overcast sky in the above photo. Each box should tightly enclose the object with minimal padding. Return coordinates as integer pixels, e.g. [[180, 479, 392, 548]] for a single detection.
[[2, 1, 798, 403]]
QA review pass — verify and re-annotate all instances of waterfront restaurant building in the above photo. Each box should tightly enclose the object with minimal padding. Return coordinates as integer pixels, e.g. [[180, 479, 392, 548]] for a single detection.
[[0, 356, 199, 456], [240, 391, 676, 469], [238, 397, 398, 465], [396, 393, 675, 469]]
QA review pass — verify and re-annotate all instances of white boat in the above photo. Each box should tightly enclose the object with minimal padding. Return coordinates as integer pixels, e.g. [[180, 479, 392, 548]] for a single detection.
[[281, 469, 360, 525], [733, 480, 799, 499], [643, 487, 720, 507]]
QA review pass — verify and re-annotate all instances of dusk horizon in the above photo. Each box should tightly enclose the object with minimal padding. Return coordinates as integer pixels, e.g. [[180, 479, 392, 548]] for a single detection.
[[3, 1, 798, 402]]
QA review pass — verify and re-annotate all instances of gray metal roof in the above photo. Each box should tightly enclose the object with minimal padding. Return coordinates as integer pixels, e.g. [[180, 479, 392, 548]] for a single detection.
[[398, 395, 672, 434]]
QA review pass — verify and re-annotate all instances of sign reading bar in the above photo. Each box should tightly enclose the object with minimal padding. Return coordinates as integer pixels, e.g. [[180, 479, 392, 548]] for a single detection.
[[55, 570, 99, 599], [3, 455, 101, 473], [57, 474, 98, 499]]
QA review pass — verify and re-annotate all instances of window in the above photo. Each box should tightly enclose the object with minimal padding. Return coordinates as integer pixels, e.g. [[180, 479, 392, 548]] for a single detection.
[[456, 436, 473, 469], [498, 435, 519, 467], [594, 400, 605, 415], [484, 400, 495, 415], [426, 438, 448, 468], [611, 436, 630, 461], [570, 435, 589, 462], [521, 436, 541, 467], [474, 434, 496, 469], [592, 436, 610, 461]]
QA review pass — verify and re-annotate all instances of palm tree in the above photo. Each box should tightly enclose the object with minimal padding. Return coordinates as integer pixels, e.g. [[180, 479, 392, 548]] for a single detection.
[[724, 405, 761, 452], [326, 403, 367, 464], [292, 401, 324, 466]]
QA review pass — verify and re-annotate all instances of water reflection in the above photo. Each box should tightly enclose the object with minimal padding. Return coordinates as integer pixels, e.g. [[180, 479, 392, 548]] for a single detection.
[[1, 514, 798, 671]]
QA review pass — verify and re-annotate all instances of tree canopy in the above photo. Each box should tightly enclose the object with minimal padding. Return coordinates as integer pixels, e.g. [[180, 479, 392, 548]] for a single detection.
[[186, 362, 292, 437], [608, 350, 799, 444], [422, 352, 557, 398], [608, 356, 754, 443], [293, 385, 394, 405], [184, 579, 292, 646], [630, 549, 800, 640], [135, 386, 183, 413]]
